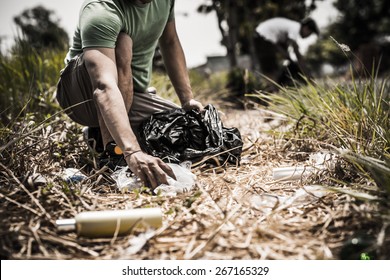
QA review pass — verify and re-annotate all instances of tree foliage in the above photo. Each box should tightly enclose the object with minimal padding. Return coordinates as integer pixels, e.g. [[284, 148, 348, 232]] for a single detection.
[[13, 5, 69, 52], [198, 0, 323, 68], [329, 0, 390, 50], [307, 0, 390, 75]]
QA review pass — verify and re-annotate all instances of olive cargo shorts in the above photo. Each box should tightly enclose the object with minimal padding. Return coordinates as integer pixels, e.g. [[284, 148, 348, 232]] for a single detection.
[[55, 54, 179, 131]]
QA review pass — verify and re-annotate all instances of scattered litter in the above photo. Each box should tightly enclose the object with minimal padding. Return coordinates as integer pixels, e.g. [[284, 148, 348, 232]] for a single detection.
[[272, 166, 315, 181], [27, 173, 47, 187], [308, 151, 336, 168], [272, 151, 336, 181], [111, 166, 142, 193], [250, 194, 280, 214], [60, 168, 87, 183], [274, 185, 329, 211], [112, 161, 197, 196], [251, 185, 329, 214], [125, 229, 156, 255], [154, 161, 197, 196]]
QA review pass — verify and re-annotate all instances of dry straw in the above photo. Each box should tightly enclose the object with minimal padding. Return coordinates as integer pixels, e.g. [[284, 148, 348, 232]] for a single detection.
[[0, 108, 388, 259]]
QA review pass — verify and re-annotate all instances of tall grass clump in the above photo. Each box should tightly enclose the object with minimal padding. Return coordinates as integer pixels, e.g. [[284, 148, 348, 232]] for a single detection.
[[257, 73, 390, 192], [0, 38, 67, 126], [268, 77, 388, 156]]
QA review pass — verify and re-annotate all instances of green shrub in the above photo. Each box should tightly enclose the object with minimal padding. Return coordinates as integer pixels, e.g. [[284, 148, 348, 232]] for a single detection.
[[0, 39, 66, 125]]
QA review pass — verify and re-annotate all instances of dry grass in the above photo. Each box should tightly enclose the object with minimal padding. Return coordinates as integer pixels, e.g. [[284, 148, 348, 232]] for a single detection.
[[1, 106, 389, 260]]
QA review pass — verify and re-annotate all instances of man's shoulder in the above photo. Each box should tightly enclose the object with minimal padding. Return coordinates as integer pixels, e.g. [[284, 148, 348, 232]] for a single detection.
[[266, 17, 298, 26], [81, 0, 122, 16], [82, 0, 115, 8]]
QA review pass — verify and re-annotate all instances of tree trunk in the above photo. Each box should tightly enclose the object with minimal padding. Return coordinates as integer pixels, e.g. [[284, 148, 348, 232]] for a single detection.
[[244, 4, 259, 71], [226, 0, 238, 68]]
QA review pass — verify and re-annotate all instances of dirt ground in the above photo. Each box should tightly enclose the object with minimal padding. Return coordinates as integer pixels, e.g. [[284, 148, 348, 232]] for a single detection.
[[0, 106, 388, 260]]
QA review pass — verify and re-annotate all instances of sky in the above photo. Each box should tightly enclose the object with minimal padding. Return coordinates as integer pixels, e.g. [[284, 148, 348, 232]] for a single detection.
[[0, 0, 339, 67]]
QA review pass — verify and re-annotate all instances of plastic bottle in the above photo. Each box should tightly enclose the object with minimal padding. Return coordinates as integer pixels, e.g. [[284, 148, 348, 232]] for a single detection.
[[56, 208, 162, 238]]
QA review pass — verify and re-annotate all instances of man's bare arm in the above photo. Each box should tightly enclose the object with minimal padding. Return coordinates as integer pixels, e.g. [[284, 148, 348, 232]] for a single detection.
[[83, 47, 138, 152], [290, 40, 309, 76], [159, 20, 203, 111], [83, 47, 175, 188]]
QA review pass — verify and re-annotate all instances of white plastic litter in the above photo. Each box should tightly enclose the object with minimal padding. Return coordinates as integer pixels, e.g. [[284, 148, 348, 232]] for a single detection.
[[154, 161, 197, 196], [272, 151, 336, 181], [250, 185, 329, 214], [309, 152, 336, 168], [27, 173, 47, 187], [60, 168, 87, 183], [111, 166, 142, 192], [272, 166, 315, 181], [112, 161, 196, 196], [126, 229, 156, 255]]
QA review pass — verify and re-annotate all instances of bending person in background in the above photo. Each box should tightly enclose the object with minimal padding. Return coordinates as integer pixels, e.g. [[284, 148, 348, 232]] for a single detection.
[[254, 17, 319, 85], [56, 0, 204, 189]]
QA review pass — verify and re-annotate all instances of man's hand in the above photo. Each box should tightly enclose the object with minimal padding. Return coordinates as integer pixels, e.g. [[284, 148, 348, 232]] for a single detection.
[[125, 151, 176, 189], [159, 21, 204, 114], [182, 98, 204, 112]]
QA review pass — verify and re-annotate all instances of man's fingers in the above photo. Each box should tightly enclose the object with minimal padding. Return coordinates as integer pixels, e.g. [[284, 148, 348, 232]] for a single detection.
[[159, 161, 176, 181], [151, 165, 170, 186], [128, 153, 177, 189], [183, 99, 204, 112], [138, 164, 170, 190], [136, 171, 153, 189], [141, 167, 159, 189]]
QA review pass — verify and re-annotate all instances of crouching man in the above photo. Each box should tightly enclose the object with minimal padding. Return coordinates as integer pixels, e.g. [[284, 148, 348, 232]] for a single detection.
[[56, 0, 203, 188]]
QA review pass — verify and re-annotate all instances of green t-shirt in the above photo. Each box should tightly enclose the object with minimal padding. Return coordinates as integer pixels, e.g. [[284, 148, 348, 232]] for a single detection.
[[66, 0, 175, 92]]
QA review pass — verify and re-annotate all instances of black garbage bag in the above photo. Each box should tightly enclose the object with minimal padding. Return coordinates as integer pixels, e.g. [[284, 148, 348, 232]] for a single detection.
[[138, 104, 243, 165]]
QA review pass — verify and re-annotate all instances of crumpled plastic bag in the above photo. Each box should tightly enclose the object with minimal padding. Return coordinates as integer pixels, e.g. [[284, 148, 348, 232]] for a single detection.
[[111, 161, 196, 196], [154, 161, 196, 196], [111, 166, 142, 193], [138, 104, 243, 165]]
